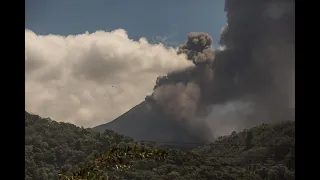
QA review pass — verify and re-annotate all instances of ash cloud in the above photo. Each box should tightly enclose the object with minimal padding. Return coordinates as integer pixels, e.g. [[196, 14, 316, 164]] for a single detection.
[[25, 29, 193, 127], [150, 0, 295, 138], [151, 32, 215, 125], [177, 32, 215, 66]]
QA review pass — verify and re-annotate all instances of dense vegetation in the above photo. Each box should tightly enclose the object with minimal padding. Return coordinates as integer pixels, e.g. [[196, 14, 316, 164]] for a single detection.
[[25, 111, 295, 180], [25, 112, 133, 180]]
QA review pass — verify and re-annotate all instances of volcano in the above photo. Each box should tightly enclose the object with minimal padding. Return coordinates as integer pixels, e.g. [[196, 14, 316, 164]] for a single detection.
[[93, 98, 211, 146]]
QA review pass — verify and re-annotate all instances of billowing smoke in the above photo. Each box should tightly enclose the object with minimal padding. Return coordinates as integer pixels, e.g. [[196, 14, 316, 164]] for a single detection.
[[152, 33, 215, 121], [25, 29, 193, 127], [150, 0, 295, 138], [177, 32, 215, 66]]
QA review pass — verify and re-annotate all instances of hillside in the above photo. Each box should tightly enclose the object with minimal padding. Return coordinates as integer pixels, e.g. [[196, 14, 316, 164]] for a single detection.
[[25, 111, 133, 180], [93, 99, 211, 146], [65, 120, 295, 180], [25, 111, 294, 180]]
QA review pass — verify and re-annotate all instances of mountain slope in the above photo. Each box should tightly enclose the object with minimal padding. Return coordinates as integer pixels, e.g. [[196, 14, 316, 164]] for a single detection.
[[93, 99, 211, 145]]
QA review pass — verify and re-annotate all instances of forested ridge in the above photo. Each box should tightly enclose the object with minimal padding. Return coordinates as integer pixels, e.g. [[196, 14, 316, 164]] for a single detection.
[[25, 111, 133, 180], [25, 111, 295, 180]]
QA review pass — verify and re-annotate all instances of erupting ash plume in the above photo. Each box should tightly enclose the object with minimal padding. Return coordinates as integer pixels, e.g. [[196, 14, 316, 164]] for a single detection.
[[152, 32, 215, 121], [150, 0, 295, 138], [177, 32, 215, 66]]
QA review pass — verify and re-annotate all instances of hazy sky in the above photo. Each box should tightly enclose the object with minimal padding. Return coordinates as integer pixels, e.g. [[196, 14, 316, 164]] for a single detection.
[[26, 0, 226, 46], [25, 0, 227, 127]]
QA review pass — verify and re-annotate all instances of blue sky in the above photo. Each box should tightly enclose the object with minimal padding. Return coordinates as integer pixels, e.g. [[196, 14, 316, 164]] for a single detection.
[[26, 0, 226, 47]]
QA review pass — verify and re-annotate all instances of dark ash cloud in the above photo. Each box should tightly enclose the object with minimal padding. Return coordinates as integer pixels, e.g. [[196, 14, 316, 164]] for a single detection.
[[150, 0, 295, 138]]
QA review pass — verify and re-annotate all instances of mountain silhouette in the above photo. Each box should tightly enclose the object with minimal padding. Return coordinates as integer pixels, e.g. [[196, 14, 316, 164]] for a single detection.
[[93, 98, 210, 147]]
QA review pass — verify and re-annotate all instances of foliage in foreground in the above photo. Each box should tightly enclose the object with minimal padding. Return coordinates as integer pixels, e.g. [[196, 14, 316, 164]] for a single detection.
[[25, 112, 133, 180], [25, 111, 295, 180], [59, 144, 168, 179]]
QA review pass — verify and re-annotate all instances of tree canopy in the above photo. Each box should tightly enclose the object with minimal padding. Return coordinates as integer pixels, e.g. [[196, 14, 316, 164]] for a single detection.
[[25, 112, 294, 180]]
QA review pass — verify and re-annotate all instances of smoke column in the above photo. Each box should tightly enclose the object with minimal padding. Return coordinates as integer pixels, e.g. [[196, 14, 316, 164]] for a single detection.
[[150, 0, 295, 138]]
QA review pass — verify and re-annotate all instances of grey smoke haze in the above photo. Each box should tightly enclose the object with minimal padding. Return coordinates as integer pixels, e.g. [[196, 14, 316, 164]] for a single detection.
[[151, 32, 216, 135], [25, 29, 193, 127], [150, 0, 295, 138], [205, 101, 254, 137]]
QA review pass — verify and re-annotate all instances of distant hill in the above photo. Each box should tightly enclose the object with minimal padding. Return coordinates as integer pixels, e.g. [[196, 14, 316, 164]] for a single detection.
[[93, 99, 212, 146]]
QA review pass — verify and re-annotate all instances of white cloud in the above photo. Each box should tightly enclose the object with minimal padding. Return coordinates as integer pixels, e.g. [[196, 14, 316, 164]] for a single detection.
[[25, 29, 193, 127]]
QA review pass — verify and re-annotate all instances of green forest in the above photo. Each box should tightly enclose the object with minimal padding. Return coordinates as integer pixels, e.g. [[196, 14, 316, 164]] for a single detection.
[[25, 111, 295, 180]]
